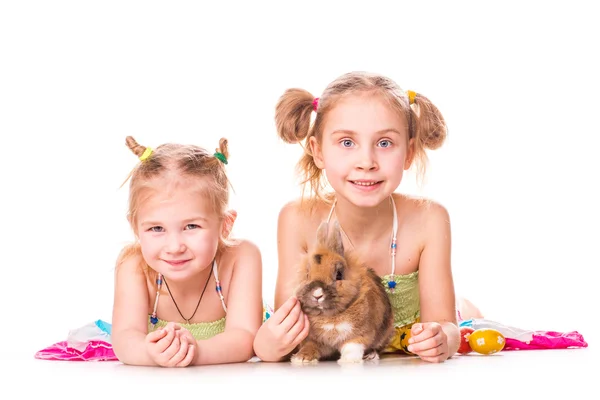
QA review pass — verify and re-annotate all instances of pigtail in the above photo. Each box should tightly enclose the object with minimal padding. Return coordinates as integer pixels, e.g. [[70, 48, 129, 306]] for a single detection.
[[410, 93, 447, 151], [125, 136, 148, 158], [275, 88, 316, 144], [216, 137, 229, 162]]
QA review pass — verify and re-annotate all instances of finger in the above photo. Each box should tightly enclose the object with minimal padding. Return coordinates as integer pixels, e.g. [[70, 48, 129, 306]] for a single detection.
[[165, 321, 181, 331], [146, 328, 167, 343], [291, 314, 310, 348], [160, 334, 182, 362], [280, 302, 303, 333], [176, 344, 195, 367], [408, 336, 444, 355], [270, 297, 298, 325], [154, 327, 176, 353], [285, 309, 306, 341], [411, 323, 424, 336], [409, 325, 437, 344], [169, 336, 189, 367]]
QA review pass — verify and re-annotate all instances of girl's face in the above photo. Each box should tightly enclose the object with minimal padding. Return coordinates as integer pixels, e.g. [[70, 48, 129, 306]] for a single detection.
[[310, 93, 414, 208], [135, 178, 223, 282]]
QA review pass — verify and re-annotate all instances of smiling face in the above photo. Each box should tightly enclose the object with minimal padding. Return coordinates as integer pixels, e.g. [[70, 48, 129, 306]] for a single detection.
[[310, 92, 414, 208], [135, 176, 223, 282]]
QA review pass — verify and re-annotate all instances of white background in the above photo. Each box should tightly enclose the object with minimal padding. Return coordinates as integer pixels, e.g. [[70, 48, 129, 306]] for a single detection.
[[1, 0, 598, 363]]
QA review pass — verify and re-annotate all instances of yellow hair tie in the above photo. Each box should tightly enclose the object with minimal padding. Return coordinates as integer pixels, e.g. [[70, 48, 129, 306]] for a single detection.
[[139, 147, 153, 161], [407, 90, 416, 105]]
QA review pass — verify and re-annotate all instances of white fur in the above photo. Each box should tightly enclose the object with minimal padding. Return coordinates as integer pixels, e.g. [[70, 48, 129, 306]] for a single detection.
[[322, 323, 334, 331], [335, 322, 353, 335], [338, 343, 365, 364]]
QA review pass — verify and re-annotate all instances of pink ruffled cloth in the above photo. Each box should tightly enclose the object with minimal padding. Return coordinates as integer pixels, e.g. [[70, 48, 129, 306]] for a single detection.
[[504, 330, 588, 351], [35, 320, 118, 362], [35, 340, 117, 361], [461, 318, 588, 351]]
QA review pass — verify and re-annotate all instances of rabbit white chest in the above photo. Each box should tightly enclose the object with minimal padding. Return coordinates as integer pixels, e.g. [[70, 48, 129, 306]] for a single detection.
[[317, 322, 354, 346]]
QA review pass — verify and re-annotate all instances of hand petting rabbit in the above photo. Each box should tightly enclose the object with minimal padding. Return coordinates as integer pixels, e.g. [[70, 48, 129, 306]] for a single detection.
[[292, 221, 395, 364]]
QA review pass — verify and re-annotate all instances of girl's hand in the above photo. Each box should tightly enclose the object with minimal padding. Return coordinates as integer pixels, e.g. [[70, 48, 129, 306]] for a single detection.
[[407, 322, 449, 363], [145, 322, 195, 367], [257, 296, 310, 361]]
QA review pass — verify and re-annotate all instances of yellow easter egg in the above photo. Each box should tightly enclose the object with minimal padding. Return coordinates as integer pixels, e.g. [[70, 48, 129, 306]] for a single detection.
[[468, 328, 505, 355], [399, 329, 413, 354]]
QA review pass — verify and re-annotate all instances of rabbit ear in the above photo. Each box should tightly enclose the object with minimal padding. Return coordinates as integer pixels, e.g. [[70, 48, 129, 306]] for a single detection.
[[328, 221, 344, 257], [316, 221, 329, 246]]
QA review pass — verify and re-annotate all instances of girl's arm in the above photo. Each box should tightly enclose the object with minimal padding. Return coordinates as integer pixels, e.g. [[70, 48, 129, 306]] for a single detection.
[[253, 200, 310, 362], [111, 253, 158, 366], [192, 240, 263, 365], [416, 202, 460, 360]]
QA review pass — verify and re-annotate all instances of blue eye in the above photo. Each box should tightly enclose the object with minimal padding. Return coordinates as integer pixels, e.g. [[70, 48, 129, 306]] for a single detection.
[[341, 139, 354, 147], [149, 226, 164, 232], [378, 140, 392, 148], [185, 224, 200, 230]]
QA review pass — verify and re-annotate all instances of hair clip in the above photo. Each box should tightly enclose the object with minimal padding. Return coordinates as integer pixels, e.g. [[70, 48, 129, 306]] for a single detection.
[[139, 147, 153, 161], [407, 91, 416, 105], [214, 152, 228, 165], [312, 97, 319, 111]]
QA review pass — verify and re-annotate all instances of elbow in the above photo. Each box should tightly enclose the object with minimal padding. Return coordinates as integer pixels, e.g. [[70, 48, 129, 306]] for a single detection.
[[238, 329, 257, 362]]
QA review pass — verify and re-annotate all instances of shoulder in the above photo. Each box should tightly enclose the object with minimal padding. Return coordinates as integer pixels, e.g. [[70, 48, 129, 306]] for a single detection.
[[278, 196, 330, 228], [395, 193, 450, 225], [222, 239, 262, 270], [115, 244, 146, 278]]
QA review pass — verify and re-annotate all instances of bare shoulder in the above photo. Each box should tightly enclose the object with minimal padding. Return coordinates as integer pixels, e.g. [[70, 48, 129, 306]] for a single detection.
[[278, 197, 313, 224], [278, 197, 330, 245], [115, 246, 146, 280], [395, 193, 450, 225], [227, 239, 262, 265]]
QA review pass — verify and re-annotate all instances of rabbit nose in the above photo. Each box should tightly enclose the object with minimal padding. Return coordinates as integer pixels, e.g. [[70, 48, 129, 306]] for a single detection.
[[312, 287, 324, 300]]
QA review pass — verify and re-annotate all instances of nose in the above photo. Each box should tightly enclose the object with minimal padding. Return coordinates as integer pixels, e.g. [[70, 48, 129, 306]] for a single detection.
[[356, 147, 377, 171], [312, 287, 324, 301], [165, 232, 185, 253]]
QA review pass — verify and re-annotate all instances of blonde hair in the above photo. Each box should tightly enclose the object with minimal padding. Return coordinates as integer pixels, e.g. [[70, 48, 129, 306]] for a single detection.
[[116, 136, 234, 281], [275, 71, 447, 206]]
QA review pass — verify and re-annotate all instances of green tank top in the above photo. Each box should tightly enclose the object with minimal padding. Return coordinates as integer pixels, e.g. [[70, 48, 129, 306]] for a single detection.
[[148, 316, 226, 340], [382, 271, 420, 327]]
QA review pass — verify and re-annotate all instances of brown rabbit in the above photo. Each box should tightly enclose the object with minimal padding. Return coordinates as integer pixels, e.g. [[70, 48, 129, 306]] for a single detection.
[[291, 221, 395, 364]]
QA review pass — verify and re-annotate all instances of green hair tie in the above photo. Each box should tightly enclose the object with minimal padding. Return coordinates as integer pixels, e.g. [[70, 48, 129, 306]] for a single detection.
[[214, 152, 228, 165]]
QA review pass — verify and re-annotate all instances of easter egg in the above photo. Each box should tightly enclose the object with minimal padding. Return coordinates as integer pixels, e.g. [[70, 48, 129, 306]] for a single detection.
[[399, 329, 414, 355], [468, 328, 505, 355], [458, 327, 474, 354]]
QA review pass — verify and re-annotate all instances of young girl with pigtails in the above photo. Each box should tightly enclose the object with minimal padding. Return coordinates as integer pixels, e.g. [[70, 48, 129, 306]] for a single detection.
[[253, 71, 484, 363], [111, 136, 263, 367]]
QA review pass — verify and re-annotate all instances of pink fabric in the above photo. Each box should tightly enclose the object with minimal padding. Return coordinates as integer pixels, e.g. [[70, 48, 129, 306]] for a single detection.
[[35, 340, 117, 361], [503, 330, 588, 351]]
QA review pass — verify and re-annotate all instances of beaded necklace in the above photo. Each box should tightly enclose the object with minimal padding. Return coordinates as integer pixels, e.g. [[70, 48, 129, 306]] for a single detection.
[[150, 259, 227, 326]]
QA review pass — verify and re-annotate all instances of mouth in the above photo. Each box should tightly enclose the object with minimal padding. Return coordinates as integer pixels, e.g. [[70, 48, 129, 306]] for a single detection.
[[349, 180, 383, 190], [163, 259, 191, 267]]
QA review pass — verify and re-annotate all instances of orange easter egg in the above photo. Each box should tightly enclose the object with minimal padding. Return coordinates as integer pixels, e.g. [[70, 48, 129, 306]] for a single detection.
[[467, 328, 505, 355]]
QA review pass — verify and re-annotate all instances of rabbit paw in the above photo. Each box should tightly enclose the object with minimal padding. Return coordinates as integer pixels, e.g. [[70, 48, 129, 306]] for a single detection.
[[363, 350, 379, 361], [338, 343, 365, 364], [291, 347, 320, 364]]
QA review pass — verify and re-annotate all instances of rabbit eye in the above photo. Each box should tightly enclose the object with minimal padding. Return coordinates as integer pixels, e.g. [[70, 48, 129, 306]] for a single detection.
[[335, 270, 343, 281]]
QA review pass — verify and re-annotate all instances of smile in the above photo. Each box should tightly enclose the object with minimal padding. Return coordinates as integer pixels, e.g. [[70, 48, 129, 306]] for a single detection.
[[350, 180, 382, 186], [164, 259, 191, 267]]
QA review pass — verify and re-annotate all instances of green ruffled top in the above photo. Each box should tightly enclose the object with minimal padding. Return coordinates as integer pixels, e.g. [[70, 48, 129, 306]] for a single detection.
[[148, 316, 226, 341], [381, 270, 420, 327]]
